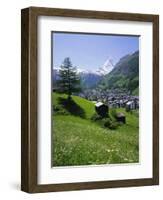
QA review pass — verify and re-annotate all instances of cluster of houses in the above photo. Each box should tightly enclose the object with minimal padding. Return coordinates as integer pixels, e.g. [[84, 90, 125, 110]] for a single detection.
[[78, 88, 139, 111]]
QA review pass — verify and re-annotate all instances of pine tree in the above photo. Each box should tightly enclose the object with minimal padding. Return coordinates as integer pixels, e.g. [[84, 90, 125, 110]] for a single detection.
[[57, 57, 81, 100]]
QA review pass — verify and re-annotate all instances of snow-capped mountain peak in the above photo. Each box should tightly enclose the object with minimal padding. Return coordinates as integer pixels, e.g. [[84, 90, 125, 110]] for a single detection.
[[97, 58, 114, 75], [77, 58, 114, 76]]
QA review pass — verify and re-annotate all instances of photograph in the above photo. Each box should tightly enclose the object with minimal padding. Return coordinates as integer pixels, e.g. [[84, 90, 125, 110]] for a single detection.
[[52, 32, 139, 167]]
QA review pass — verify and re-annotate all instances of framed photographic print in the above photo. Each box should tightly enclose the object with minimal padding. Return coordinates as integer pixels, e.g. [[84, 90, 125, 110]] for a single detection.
[[21, 7, 159, 193]]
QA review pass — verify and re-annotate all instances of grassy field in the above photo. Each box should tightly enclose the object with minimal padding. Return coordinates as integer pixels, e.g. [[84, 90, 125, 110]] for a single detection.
[[52, 92, 139, 167]]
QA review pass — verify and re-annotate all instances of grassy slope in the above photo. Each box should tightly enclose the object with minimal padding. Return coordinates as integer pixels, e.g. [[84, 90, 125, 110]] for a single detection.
[[52, 93, 139, 166]]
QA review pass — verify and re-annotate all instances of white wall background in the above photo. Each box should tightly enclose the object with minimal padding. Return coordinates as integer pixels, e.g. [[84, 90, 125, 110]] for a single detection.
[[0, 0, 162, 199]]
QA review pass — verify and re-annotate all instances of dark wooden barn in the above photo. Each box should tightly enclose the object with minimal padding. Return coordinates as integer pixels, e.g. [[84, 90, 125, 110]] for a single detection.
[[116, 112, 126, 124], [95, 102, 108, 117]]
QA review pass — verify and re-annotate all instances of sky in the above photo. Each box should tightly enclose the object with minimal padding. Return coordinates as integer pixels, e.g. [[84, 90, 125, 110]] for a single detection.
[[52, 32, 139, 71]]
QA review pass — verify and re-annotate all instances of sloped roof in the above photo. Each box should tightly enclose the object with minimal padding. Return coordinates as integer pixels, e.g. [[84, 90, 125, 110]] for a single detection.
[[95, 102, 104, 107], [116, 112, 125, 117], [126, 101, 133, 105]]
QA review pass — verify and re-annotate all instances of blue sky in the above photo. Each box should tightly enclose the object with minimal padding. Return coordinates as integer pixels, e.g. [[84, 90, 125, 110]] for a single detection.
[[52, 32, 139, 71]]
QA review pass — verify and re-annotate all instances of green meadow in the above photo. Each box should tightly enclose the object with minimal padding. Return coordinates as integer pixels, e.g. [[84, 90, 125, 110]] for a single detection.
[[52, 92, 139, 167]]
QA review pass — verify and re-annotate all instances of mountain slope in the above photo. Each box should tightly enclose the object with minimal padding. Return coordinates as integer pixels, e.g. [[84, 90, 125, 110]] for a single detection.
[[52, 93, 139, 166], [80, 71, 102, 89], [99, 51, 139, 95]]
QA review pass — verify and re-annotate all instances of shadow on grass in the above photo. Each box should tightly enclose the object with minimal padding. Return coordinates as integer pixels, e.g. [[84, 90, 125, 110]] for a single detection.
[[58, 97, 86, 118]]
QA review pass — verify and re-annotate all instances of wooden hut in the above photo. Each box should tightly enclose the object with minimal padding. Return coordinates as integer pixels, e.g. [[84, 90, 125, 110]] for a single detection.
[[95, 102, 108, 117], [116, 112, 126, 124]]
